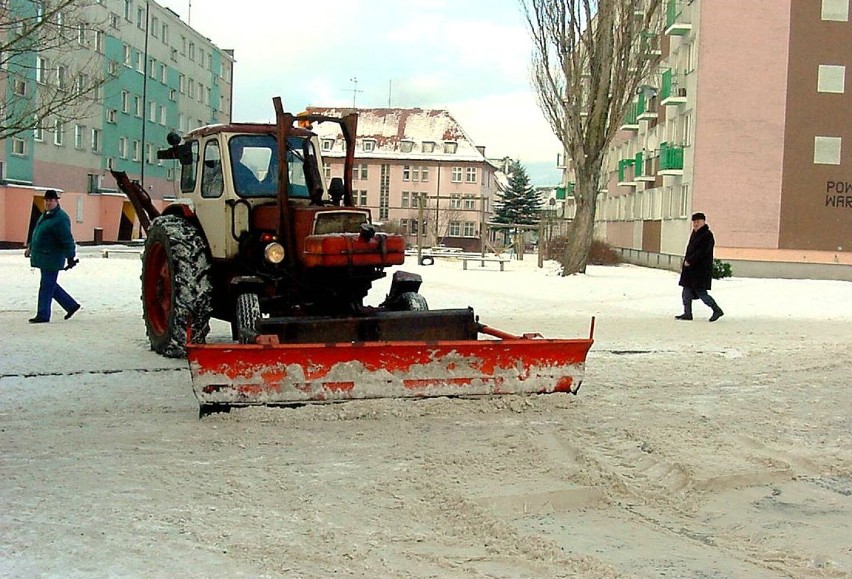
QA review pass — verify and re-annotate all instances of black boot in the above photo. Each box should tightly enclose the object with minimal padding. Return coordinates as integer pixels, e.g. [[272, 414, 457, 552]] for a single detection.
[[675, 313, 693, 320], [709, 308, 724, 322]]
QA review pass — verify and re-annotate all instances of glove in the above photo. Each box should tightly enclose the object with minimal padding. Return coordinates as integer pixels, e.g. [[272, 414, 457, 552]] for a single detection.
[[65, 257, 79, 270]]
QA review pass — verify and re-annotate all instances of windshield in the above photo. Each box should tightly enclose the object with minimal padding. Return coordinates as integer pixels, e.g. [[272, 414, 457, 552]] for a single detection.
[[228, 135, 313, 199]]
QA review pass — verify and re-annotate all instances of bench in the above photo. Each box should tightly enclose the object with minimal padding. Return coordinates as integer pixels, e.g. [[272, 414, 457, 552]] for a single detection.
[[101, 248, 143, 258], [462, 257, 507, 271]]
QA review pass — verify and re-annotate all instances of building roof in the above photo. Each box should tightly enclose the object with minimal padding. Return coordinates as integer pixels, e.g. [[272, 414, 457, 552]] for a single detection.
[[305, 106, 489, 163]]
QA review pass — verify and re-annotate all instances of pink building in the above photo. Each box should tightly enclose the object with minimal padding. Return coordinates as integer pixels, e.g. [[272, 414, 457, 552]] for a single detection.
[[306, 107, 501, 252], [583, 0, 852, 280]]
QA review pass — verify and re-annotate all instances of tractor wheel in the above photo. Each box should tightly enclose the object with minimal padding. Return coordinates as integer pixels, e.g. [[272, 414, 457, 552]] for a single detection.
[[141, 215, 212, 358], [235, 292, 261, 344], [395, 291, 429, 311]]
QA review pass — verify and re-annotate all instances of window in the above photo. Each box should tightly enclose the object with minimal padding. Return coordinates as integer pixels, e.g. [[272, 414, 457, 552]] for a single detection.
[[160, 64, 167, 84], [450, 195, 461, 209], [403, 165, 411, 181], [422, 141, 435, 153], [121, 91, 130, 113], [34, 123, 44, 141], [118, 137, 128, 158], [159, 105, 167, 125], [362, 139, 376, 152], [814, 136, 842, 164], [124, 0, 132, 20], [134, 96, 143, 117], [53, 120, 64, 145], [463, 195, 475, 210], [822, 0, 849, 21], [95, 31, 105, 53], [135, 51, 143, 73], [412, 166, 420, 182], [818, 65, 846, 93], [12, 137, 26, 156], [146, 143, 154, 164], [421, 166, 429, 182], [91, 129, 101, 152], [679, 184, 690, 217], [401, 191, 411, 208], [106, 109, 117, 123], [201, 140, 223, 198], [356, 191, 368, 206], [110, 12, 120, 28], [444, 141, 458, 154], [136, 6, 144, 28], [13, 78, 26, 96], [321, 139, 334, 151], [465, 167, 477, 183], [400, 140, 413, 153], [123, 45, 131, 66], [73, 125, 83, 148], [36, 57, 48, 84], [353, 163, 368, 180], [161, 23, 168, 43], [451, 167, 462, 182], [131, 140, 140, 161], [449, 221, 460, 236], [150, 16, 158, 37], [149, 101, 157, 122], [189, 42, 195, 61], [463, 222, 475, 237], [323, 162, 331, 179], [77, 24, 87, 45]]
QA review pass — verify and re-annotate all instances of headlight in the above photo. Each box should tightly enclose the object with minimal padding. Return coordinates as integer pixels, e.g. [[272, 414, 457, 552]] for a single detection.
[[264, 242, 285, 264]]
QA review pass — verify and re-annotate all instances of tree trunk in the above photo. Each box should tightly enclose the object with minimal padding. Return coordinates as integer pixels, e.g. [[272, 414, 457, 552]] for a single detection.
[[561, 175, 598, 275]]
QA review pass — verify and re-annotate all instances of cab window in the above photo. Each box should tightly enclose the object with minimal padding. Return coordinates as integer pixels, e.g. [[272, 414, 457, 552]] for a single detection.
[[201, 140, 223, 198]]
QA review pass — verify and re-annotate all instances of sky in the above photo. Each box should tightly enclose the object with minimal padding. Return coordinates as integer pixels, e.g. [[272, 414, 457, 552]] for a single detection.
[[154, 0, 564, 186]]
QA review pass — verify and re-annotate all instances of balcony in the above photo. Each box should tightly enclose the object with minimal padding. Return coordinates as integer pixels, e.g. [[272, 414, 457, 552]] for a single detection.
[[640, 31, 663, 59], [635, 151, 657, 182], [617, 159, 638, 187], [636, 91, 658, 121], [664, 0, 692, 36], [620, 102, 640, 131], [556, 182, 575, 200], [658, 142, 684, 176], [660, 69, 687, 106]]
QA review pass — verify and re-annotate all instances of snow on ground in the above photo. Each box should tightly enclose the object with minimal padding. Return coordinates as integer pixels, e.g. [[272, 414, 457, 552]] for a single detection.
[[1, 247, 851, 578]]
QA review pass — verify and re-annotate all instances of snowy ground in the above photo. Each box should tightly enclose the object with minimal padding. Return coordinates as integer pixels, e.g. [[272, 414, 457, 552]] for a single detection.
[[1, 247, 850, 578]]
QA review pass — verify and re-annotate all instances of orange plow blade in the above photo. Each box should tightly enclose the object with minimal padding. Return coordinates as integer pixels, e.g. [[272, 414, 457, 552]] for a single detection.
[[187, 326, 594, 413]]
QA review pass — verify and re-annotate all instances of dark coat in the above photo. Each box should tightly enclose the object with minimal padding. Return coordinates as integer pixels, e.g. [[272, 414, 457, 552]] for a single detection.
[[678, 224, 714, 290], [29, 205, 77, 272]]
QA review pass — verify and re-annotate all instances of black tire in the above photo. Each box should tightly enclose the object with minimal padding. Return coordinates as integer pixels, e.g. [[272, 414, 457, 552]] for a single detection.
[[395, 291, 429, 311], [235, 292, 261, 344], [141, 215, 212, 358]]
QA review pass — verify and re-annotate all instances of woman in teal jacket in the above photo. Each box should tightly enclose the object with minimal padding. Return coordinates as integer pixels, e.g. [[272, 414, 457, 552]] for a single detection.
[[26, 189, 80, 323]]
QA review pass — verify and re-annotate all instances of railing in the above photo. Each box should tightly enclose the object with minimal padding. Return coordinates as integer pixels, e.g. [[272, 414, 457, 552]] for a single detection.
[[659, 142, 684, 171]]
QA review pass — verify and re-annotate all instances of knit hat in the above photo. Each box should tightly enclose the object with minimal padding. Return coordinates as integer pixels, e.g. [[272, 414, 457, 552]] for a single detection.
[[691, 212, 706, 221], [44, 189, 59, 200]]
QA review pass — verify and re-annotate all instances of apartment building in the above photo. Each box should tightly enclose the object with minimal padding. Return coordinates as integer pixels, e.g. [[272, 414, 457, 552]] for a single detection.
[[579, 0, 851, 280], [1, 0, 233, 245], [306, 106, 500, 252]]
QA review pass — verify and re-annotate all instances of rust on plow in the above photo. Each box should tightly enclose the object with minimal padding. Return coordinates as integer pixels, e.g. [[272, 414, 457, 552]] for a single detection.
[[188, 334, 594, 410]]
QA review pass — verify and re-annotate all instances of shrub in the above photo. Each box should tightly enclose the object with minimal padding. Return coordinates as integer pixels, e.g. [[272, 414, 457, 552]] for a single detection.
[[713, 259, 732, 280], [543, 236, 622, 266]]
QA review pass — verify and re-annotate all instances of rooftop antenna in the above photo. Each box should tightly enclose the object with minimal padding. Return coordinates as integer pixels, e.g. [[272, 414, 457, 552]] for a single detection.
[[347, 77, 363, 108], [388, 79, 392, 107], [187, 0, 191, 23]]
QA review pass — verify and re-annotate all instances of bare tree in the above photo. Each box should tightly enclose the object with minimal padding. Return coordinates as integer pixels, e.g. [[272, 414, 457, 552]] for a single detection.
[[1, 0, 109, 142], [522, 0, 662, 274]]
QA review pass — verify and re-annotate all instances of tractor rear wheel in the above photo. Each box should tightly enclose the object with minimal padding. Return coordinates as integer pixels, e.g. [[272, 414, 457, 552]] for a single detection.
[[235, 292, 261, 344], [141, 215, 212, 358]]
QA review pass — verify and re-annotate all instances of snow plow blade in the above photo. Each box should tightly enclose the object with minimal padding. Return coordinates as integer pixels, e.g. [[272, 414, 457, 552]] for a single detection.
[[187, 319, 594, 415]]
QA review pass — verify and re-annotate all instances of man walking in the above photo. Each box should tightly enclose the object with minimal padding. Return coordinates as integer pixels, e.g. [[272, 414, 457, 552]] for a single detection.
[[676, 212, 724, 322], [25, 189, 81, 323]]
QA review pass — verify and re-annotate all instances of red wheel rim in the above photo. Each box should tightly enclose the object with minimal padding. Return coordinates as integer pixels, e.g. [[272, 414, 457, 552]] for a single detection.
[[143, 242, 171, 336]]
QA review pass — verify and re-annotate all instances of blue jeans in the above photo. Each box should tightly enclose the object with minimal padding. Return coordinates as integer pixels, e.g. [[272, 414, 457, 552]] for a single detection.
[[682, 287, 720, 315], [37, 269, 79, 321]]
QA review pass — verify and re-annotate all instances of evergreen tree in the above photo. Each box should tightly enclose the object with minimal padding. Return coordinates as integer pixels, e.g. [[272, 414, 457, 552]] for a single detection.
[[493, 160, 543, 226]]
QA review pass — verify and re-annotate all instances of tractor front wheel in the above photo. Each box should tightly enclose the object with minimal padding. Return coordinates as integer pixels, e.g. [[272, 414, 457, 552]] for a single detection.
[[141, 215, 212, 358], [235, 292, 261, 344]]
